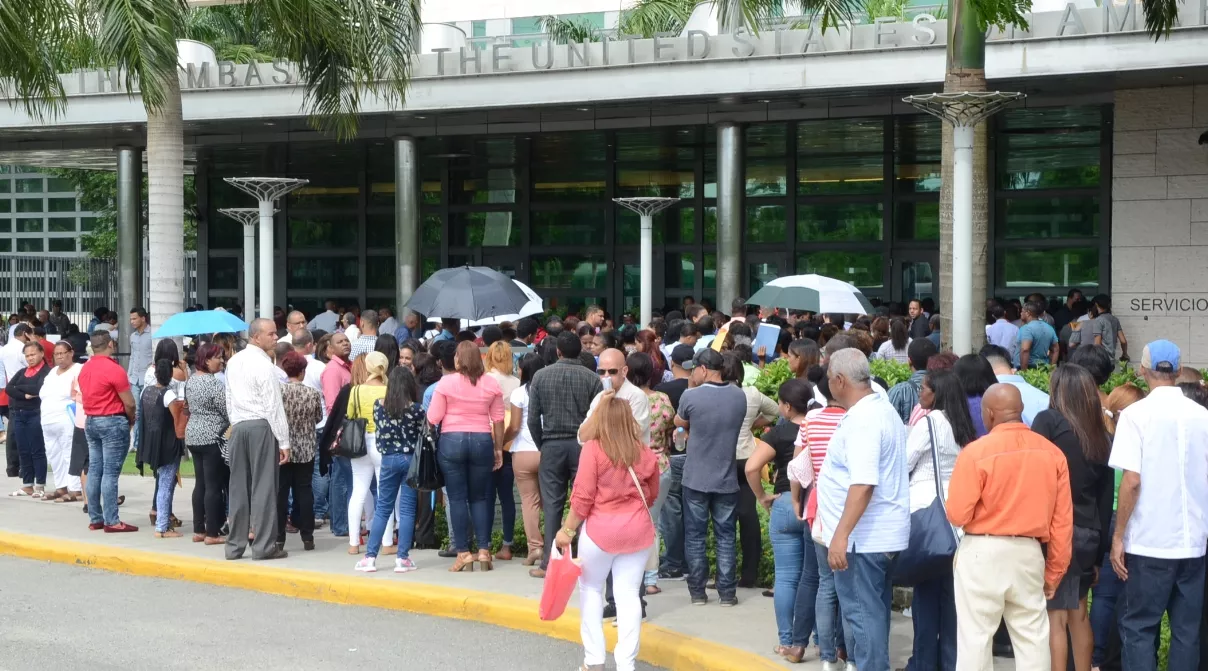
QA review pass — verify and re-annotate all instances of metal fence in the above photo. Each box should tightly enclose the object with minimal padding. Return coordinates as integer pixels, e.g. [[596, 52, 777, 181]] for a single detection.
[[0, 253, 197, 328]]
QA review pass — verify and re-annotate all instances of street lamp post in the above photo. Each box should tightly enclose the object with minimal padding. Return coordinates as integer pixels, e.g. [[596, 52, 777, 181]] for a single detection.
[[902, 92, 1024, 355], [218, 207, 275, 320], [224, 178, 309, 320], [613, 197, 681, 328]]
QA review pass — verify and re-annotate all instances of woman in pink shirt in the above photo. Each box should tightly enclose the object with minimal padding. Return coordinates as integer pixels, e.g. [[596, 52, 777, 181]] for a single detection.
[[427, 341, 505, 572], [555, 396, 659, 671]]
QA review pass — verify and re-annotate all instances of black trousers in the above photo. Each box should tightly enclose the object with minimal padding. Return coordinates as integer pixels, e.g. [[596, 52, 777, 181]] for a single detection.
[[277, 461, 315, 544], [4, 408, 18, 478], [414, 489, 438, 549], [735, 459, 762, 586], [538, 438, 581, 570], [189, 443, 228, 537]]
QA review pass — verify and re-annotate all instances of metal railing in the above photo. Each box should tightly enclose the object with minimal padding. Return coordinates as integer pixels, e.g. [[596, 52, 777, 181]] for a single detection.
[[0, 253, 197, 328]]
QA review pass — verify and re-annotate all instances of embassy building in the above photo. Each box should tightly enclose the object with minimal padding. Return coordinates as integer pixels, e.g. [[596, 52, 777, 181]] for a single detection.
[[1, 4, 1207, 358]]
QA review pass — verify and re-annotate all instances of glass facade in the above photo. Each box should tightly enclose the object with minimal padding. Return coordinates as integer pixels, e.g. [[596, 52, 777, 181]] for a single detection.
[[0, 166, 95, 255], [200, 105, 1111, 316]]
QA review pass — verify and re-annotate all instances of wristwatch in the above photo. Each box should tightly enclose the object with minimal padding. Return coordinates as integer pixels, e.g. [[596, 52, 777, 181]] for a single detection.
[[561, 527, 577, 539]]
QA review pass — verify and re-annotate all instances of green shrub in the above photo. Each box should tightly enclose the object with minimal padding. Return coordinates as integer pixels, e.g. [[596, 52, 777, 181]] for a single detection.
[[754, 358, 793, 400], [870, 359, 912, 387], [1018, 364, 1151, 395]]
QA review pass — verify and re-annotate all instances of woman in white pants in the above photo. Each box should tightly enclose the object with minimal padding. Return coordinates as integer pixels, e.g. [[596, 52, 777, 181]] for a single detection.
[[555, 396, 659, 671], [39, 341, 82, 501], [345, 352, 394, 554]]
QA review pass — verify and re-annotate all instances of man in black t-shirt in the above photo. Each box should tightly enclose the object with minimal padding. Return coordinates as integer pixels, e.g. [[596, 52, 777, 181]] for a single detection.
[[652, 343, 696, 581]]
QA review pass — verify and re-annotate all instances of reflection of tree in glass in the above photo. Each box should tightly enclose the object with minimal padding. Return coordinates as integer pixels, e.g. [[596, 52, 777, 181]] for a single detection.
[[798, 252, 883, 289]]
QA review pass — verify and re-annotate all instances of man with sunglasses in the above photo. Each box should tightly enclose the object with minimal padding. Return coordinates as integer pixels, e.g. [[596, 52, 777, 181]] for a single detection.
[[578, 348, 651, 445]]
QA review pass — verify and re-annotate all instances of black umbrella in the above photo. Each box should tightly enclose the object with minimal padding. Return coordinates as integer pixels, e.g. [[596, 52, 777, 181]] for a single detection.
[[404, 266, 530, 321]]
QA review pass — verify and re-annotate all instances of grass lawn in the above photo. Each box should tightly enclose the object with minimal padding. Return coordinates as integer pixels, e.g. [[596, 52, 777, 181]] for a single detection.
[[120, 452, 195, 478]]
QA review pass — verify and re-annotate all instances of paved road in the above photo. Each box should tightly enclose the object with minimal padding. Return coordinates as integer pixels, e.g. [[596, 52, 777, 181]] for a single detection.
[[0, 556, 663, 671]]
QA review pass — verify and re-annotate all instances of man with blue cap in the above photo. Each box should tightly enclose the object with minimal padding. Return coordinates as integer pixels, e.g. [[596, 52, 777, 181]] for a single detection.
[[1109, 339, 1208, 671]]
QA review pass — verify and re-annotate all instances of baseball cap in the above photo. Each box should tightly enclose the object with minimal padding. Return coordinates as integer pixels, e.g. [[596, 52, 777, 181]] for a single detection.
[[682, 348, 724, 372], [670, 344, 696, 366], [1141, 339, 1181, 373]]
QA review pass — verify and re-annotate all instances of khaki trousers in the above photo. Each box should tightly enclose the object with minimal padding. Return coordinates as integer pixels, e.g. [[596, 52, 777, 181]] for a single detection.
[[511, 450, 543, 554], [954, 534, 1051, 671]]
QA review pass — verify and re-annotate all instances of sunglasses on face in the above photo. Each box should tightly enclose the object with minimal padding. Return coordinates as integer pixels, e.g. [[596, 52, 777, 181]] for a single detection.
[[598, 368, 620, 376]]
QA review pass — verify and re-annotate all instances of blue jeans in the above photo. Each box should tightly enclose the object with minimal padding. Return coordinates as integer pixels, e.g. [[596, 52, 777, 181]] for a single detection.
[[328, 455, 351, 536], [492, 451, 515, 545], [11, 408, 46, 486], [1090, 557, 1123, 666], [1119, 553, 1205, 671], [769, 495, 809, 646], [155, 461, 179, 532], [436, 431, 495, 552], [129, 381, 144, 453], [366, 452, 417, 559], [311, 429, 329, 520], [815, 541, 854, 662], [683, 486, 738, 600], [658, 454, 686, 574], [906, 571, 957, 671], [833, 549, 895, 671], [85, 415, 130, 526]]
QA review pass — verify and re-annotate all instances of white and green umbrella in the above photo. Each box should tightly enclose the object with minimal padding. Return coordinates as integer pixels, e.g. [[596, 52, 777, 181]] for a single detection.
[[746, 274, 874, 315]]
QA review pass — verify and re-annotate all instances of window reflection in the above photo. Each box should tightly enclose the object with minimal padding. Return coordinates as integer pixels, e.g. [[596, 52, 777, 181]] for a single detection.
[[449, 212, 518, 247], [797, 251, 883, 289], [288, 216, 357, 249], [894, 201, 939, 241], [999, 248, 1099, 288], [532, 209, 605, 246], [530, 255, 607, 290], [617, 208, 694, 246], [288, 258, 358, 290], [999, 197, 1099, 239], [798, 203, 883, 242]]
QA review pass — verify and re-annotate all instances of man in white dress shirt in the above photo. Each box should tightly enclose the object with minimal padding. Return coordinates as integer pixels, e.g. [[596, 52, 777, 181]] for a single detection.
[[225, 318, 292, 561]]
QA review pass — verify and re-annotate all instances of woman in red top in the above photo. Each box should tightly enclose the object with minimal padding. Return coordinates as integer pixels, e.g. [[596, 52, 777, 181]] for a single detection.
[[555, 395, 659, 671]]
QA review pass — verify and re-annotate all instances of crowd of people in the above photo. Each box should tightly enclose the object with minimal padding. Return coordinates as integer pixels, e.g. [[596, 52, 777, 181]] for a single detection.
[[1, 288, 1203, 671]]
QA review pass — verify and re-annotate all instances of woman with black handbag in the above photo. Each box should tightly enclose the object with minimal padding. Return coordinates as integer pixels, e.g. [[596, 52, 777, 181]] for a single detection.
[[344, 354, 392, 555], [903, 369, 977, 671]]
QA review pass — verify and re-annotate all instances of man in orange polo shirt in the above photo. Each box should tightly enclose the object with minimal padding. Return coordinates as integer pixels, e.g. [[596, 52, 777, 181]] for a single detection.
[[946, 383, 1073, 671]]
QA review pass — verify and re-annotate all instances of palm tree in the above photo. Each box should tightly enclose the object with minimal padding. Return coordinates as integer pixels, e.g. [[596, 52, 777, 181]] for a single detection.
[[1, 0, 422, 328], [938, 0, 1178, 350]]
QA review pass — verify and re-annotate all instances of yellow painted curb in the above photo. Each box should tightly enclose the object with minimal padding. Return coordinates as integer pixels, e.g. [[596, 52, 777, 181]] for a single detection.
[[0, 531, 782, 671]]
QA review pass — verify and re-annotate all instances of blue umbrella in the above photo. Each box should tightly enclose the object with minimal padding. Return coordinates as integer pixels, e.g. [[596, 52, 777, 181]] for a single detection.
[[154, 310, 249, 338]]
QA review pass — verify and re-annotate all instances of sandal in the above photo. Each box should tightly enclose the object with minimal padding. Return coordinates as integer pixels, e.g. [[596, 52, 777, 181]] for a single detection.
[[154, 529, 183, 538], [203, 536, 227, 546], [644, 585, 662, 596], [31, 486, 45, 499], [9, 488, 32, 497], [55, 492, 82, 503], [43, 488, 67, 502]]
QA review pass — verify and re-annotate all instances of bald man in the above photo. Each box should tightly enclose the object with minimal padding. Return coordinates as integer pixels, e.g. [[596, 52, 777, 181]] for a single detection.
[[225, 318, 292, 561], [946, 383, 1073, 671], [578, 349, 651, 446], [278, 310, 308, 343]]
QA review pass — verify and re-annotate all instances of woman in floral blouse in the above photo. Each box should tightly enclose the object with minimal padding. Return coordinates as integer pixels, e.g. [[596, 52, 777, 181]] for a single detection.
[[278, 351, 324, 552], [626, 351, 673, 595], [356, 365, 427, 574]]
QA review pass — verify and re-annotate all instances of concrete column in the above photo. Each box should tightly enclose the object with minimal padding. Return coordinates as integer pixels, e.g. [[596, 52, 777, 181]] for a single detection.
[[241, 221, 256, 321], [395, 136, 421, 311], [257, 199, 274, 320], [716, 122, 744, 314], [115, 146, 142, 356]]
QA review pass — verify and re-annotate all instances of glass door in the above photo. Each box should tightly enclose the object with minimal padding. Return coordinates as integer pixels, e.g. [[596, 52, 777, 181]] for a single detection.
[[747, 252, 790, 295], [892, 251, 939, 306], [480, 251, 527, 283]]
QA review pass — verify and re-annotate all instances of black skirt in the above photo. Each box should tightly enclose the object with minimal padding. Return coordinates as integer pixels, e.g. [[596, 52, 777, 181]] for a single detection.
[[69, 426, 88, 476]]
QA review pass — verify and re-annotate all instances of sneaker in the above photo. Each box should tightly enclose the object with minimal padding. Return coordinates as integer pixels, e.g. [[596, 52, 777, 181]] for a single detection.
[[103, 522, 138, 533], [394, 557, 417, 573], [354, 556, 377, 573], [602, 603, 617, 621], [821, 662, 846, 671], [845, 663, 857, 671], [720, 596, 738, 608], [690, 594, 708, 606], [657, 568, 685, 581]]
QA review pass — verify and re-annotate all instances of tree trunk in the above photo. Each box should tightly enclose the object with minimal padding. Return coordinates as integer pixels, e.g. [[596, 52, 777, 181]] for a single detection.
[[939, 0, 989, 352], [145, 74, 185, 329]]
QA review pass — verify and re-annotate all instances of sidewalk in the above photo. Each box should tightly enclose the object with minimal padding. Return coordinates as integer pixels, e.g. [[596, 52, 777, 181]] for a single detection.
[[0, 473, 1010, 670]]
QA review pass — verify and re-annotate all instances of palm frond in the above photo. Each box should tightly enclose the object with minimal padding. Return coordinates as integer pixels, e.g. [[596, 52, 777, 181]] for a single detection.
[[1138, 0, 1179, 38], [616, 0, 697, 38], [538, 15, 604, 44], [787, 0, 864, 32], [255, 0, 422, 140], [716, 0, 785, 32], [92, 0, 188, 110], [0, 0, 78, 121]]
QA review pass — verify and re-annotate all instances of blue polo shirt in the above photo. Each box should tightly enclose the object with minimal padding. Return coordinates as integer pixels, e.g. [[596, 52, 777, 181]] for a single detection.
[[1014, 320, 1058, 369]]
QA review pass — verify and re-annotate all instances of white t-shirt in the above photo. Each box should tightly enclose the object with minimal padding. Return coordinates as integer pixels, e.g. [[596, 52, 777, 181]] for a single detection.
[[145, 365, 186, 398], [508, 385, 537, 453], [1109, 385, 1208, 559], [39, 363, 82, 425]]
